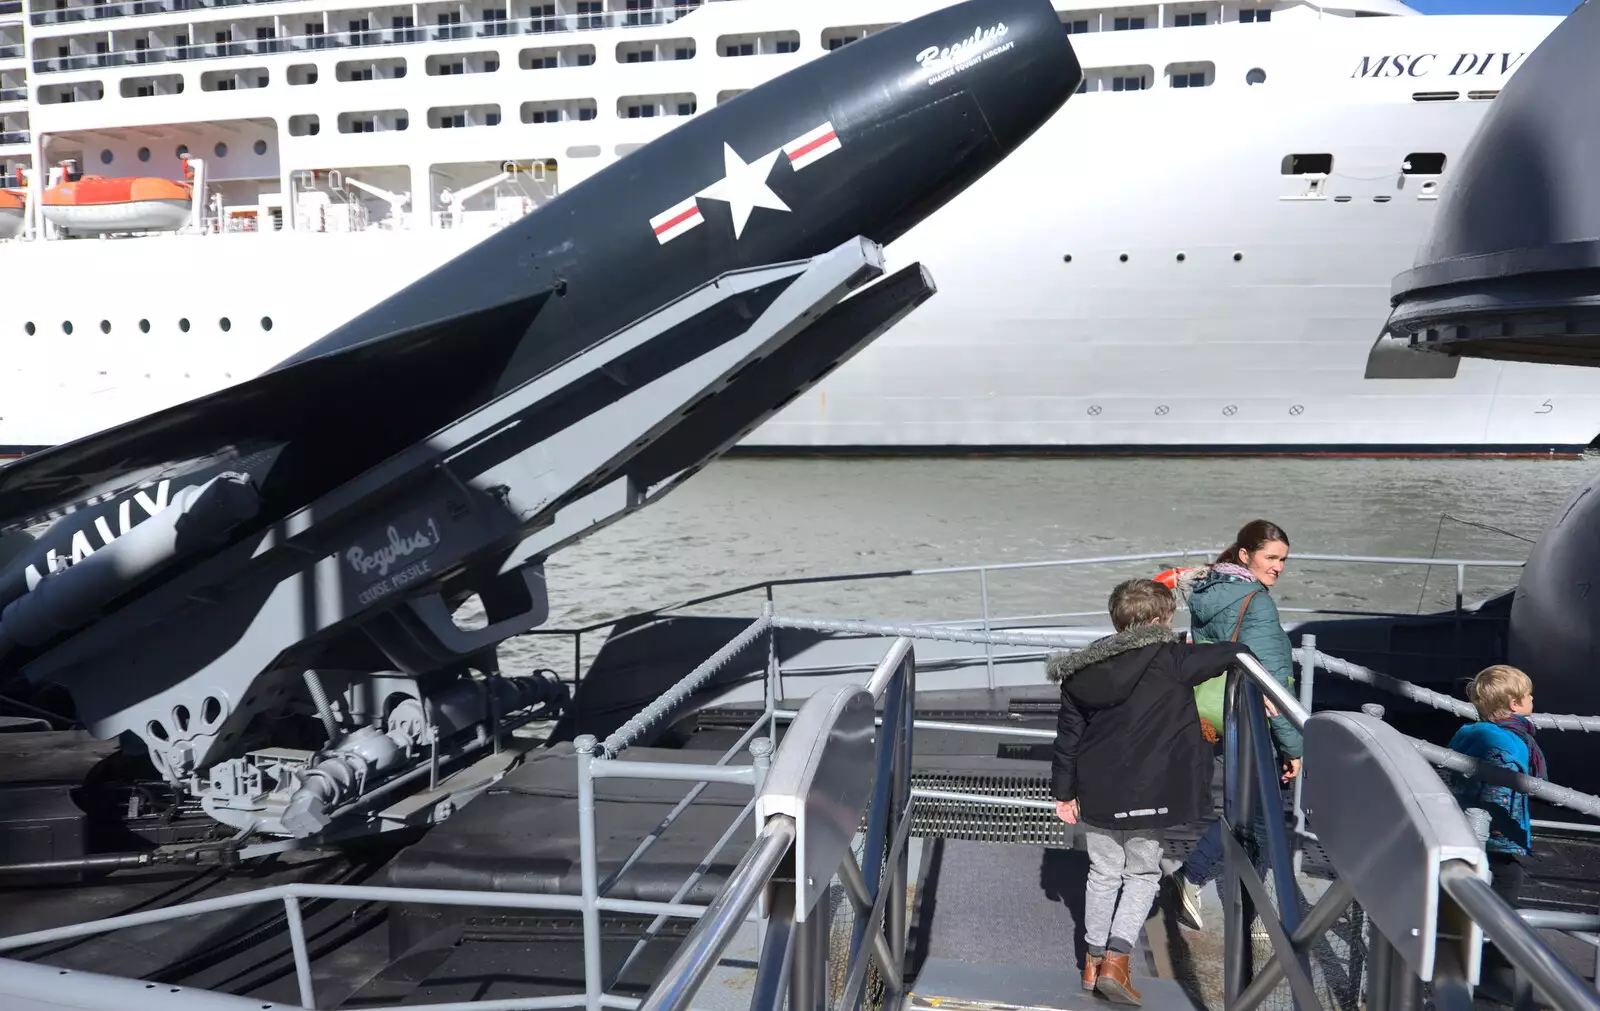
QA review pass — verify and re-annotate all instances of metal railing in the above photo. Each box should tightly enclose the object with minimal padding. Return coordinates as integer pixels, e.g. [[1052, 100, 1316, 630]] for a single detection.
[[524, 547, 1528, 695], [1219, 652, 1600, 1011], [2, 601, 1596, 1010]]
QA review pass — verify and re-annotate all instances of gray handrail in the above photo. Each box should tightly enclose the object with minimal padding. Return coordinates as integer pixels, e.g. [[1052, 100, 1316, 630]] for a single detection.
[[637, 815, 797, 1011], [1439, 861, 1600, 1011], [1237, 652, 1309, 730]]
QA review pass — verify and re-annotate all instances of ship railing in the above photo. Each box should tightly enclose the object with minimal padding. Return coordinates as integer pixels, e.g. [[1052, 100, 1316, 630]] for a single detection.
[[522, 546, 1527, 700], [1, 612, 1598, 1009], [636, 616, 1600, 1011], [27, 2, 708, 56], [0, 129, 28, 145], [0, 87, 23, 102], [0, 609, 919, 1011]]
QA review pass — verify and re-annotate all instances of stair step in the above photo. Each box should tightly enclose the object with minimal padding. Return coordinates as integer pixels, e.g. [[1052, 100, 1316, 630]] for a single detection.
[[908, 957, 1198, 1011]]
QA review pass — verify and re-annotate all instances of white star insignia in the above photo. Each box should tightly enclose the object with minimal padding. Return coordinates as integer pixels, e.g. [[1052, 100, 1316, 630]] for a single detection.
[[696, 142, 790, 240]]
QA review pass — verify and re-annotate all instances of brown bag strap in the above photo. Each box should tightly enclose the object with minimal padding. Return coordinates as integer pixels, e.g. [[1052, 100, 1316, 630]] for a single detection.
[[1230, 591, 1258, 642]]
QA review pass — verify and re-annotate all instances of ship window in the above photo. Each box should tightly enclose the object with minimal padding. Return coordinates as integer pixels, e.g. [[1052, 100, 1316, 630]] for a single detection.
[[219, 317, 231, 332], [1167, 62, 1212, 88], [261, 317, 273, 331], [178, 318, 190, 332], [138, 147, 151, 161], [139, 319, 150, 333], [99, 148, 113, 165], [254, 140, 268, 156], [1281, 153, 1332, 175], [1062, 20, 1088, 33], [24, 322, 34, 336], [100, 320, 110, 334], [289, 114, 320, 137], [718, 31, 800, 57], [1111, 76, 1145, 91], [1174, 12, 1206, 26], [214, 142, 227, 158], [61, 321, 72, 335], [1246, 67, 1266, 85], [176, 144, 188, 158], [1240, 8, 1271, 21], [1113, 17, 1145, 30], [717, 89, 746, 104], [1403, 152, 1446, 174]]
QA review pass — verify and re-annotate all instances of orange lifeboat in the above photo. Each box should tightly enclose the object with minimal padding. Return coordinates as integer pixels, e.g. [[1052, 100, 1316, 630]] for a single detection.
[[41, 175, 192, 234], [0, 188, 23, 240]]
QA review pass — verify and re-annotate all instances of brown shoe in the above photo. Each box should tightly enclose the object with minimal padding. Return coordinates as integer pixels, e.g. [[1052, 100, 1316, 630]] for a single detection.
[[1081, 954, 1101, 991], [1095, 953, 1142, 1005]]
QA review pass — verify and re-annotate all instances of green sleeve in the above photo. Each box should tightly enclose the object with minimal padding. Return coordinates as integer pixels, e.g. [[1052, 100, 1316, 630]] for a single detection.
[[1239, 593, 1304, 759]]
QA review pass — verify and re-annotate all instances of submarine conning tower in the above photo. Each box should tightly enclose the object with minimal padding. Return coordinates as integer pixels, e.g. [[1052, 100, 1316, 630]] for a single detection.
[[1384, 0, 1600, 368], [1383, 0, 1600, 793]]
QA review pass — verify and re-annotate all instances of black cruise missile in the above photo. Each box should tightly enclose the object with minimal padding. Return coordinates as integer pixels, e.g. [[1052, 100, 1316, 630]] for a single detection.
[[0, 0, 1082, 661]]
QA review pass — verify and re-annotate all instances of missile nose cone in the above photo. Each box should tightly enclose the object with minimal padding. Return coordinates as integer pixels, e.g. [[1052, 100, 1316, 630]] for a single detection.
[[949, 0, 1084, 156]]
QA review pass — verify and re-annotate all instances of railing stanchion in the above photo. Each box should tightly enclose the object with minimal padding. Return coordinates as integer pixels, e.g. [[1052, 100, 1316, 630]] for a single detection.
[[1294, 633, 1316, 876], [283, 894, 317, 1010], [752, 735, 774, 959], [576, 734, 603, 1011], [979, 568, 995, 691]]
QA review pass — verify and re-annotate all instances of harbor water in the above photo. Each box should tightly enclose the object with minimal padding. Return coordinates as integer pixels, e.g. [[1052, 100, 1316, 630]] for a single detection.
[[507, 453, 1600, 669]]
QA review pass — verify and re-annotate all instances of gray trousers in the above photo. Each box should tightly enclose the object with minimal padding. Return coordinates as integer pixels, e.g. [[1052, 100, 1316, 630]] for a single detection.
[[1083, 825, 1163, 955]]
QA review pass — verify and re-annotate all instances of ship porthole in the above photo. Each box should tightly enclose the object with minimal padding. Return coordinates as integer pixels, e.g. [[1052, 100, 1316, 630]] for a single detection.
[[24, 322, 34, 336], [1233, 252, 1244, 262], [61, 321, 73, 335], [214, 142, 228, 158], [99, 319, 110, 334], [176, 144, 189, 159], [1062, 254, 1072, 263], [260, 316, 273, 331], [254, 139, 268, 156], [1246, 68, 1267, 86], [139, 319, 150, 333], [1118, 252, 1129, 263], [1176, 252, 1187, 262], [219, 317, 232, 332], [138, 147, 151, 162], [99, 149, 114, 166], [179, 318, 190, 333]]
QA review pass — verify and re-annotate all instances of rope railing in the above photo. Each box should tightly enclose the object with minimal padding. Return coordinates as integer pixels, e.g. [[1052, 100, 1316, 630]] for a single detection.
[[599, 613, 772, 758], [756, 615, 1600, 823], [1296, 647, 1600, 731]]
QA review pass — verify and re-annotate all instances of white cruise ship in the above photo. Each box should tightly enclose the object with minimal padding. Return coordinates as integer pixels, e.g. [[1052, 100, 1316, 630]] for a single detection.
[[0, 0, 1588, 457]]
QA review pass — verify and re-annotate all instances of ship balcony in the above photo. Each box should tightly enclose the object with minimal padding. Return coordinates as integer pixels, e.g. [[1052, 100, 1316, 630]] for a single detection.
[[0, 128, 28, 150], [0, 86, 24, 107], [27, 0, 707, 39]]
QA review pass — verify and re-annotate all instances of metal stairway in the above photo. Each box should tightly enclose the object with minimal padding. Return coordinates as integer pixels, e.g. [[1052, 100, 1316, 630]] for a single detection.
[[905, 838, 1197, 1011]]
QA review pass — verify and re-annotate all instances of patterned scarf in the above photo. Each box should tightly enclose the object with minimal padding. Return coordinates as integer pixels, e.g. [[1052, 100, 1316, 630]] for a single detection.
[[1211, 562, 1257, 582], [1493, 714, 1548, 781]]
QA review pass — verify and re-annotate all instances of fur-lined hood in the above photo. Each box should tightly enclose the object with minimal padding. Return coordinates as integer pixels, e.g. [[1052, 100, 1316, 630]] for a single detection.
[[1046, 623, 1179, 683]]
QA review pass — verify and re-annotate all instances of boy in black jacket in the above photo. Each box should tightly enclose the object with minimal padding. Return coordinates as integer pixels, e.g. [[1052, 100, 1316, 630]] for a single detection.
[[1050, 578, 1254, 1006]]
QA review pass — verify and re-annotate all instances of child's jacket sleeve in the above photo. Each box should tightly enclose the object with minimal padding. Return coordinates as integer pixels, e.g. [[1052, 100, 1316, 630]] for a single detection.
[[1051, 682, 1086, 802]]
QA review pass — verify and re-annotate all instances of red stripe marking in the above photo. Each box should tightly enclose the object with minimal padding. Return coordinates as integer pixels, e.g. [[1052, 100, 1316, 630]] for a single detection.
[[789, 130, 838, 161], [654, 204, 701, 235]]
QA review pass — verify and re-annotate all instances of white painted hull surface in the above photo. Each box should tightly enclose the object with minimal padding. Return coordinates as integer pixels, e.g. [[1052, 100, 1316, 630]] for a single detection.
[[0, 5, 1593, 454]]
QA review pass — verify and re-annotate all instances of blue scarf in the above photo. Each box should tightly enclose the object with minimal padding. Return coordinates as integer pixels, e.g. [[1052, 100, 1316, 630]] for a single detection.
[[1492, 714, 1547, 781]]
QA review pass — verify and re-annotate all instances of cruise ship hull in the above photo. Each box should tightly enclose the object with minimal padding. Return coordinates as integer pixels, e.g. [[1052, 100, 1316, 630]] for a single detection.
[[1, 7, 1593, 456]]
